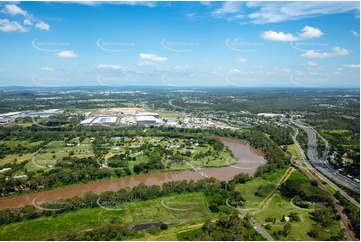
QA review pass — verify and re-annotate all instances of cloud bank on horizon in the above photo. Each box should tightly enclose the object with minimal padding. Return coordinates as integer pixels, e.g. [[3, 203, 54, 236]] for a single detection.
[[0, 1, 359, 88]]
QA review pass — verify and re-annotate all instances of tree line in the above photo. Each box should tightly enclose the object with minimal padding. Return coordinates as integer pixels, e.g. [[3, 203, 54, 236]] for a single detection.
[[0, 174, 252, 228]]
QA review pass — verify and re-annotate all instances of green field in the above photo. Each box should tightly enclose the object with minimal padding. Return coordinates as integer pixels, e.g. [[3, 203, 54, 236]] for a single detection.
[[0, 153, 35, 166], [252, 194, 340, 241], [6, 121, 33, 127], [142, 109, 183, 119], [325, 184, 337, 195], [235, 167, 290, 210], [320, 129, 349, 134], [2, 139, 42, 149], [287, 144, 302, 159], [25, 140, 94, 171], [103, 137, 235, 171], [248, 170, 342, 241], [0, 192, 215, 241]]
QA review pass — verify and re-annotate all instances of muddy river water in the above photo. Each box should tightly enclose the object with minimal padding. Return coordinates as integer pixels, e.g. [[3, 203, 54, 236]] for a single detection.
[[0, 137, 266, 210]]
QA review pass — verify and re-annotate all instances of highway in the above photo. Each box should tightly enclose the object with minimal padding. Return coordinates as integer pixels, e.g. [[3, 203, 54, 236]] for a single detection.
[[291, 118, 360, 208], [291, 129, 358, 241]]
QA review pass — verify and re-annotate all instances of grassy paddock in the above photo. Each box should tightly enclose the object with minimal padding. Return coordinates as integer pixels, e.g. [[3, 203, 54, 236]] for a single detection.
[[247, 170, 341, 241], [0, 192, 215, 241], [320, 129, 349, 134], [0, 153, 35, 166], [287, 144, 302, 159], [252, 194, 340, 241], [235, 167, 289, 209]]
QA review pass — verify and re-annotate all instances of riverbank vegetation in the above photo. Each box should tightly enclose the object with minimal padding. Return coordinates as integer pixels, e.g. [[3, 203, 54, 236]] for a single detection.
[[0, 125, 290, 198], [0, 174, 261, 240]]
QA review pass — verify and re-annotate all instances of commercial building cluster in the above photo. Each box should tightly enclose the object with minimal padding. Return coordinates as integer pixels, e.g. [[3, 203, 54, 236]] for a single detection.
[[80, 112, 163, 126], [0, 109, 63, 125]]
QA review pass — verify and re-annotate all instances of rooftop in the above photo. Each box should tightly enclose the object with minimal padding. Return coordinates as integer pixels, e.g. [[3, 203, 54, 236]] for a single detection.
[[136, 116, 156, 121]]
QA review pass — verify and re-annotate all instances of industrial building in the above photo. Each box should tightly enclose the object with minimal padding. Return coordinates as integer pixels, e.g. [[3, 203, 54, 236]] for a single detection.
[[91, 116, 118, 125], [136, 116, 157, 125], [27, 109, 63, 117], [136, 112, 159, 119], [257, 113, 285, 118], [0, 118, 13, 125], [0, 109, 64, 119], [80, 117, 96, 125], [0, 112, 22, 118]]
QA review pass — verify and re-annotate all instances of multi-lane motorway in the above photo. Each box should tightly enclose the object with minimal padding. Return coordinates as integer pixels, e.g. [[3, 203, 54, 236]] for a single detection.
[[291, 118, 360, 207]]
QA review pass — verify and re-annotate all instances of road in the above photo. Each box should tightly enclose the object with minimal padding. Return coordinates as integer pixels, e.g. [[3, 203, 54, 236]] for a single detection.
[[291, 130, 357, 241], [168, 99, 191, 111], [290, 120, 360, 208], [302, 122, 359, 190], [226, 197, 274, 241]]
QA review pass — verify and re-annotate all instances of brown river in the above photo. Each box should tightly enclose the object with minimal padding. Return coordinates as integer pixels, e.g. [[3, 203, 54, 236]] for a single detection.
[[0, 137, 266, 210]]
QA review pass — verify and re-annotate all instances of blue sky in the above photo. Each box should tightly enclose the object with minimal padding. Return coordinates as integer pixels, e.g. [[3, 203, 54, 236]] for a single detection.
[[0, 1, 359, 88]]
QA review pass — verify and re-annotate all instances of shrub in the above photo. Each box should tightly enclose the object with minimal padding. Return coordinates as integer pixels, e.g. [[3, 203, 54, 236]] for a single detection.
[[160, 223, 168, 230]]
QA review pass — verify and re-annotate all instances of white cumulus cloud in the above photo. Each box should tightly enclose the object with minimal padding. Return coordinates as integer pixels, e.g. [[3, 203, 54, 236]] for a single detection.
[[35, 21, 50, 31], [56, 50, 78, 58], [261, 26, 323, 41], [306, 61, 318, 67], [140, 53, 167, 62], [0, 19, 28, 32], [1, 4, 28, 17], [299, 26, 323, 39], [229, 69, 243, 74], [301, 47, 349, 58], [235, 57, 247, 62], [343, 64, 360, 68], [96, 64, 122, 70], [41, 67, 54, 71], [260, 30, 297, 41], [138, 61, 157, 66], [23, 19, 32, 25], [174, 65, 189, 71]]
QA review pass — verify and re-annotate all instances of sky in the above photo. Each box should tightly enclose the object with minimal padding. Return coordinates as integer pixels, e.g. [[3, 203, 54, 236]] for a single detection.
[[0, 1, 360, 88]]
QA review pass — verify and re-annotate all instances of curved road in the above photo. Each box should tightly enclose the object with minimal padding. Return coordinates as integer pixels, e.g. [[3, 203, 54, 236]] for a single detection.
[[294, 120, 359, 191], [291, 119, 360, 208], [226, 197, 273, 241], [291, 129, 357, 241]]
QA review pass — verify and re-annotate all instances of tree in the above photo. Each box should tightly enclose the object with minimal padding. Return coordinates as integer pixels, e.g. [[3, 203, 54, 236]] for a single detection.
[[255, 185, 264, 196], [337, 229, 346, 240], [265, 217, 274, 222], [209, 204, 220, 213], [202, 219, 215, 232], [283, 223, 292, 237], [289, 212, 300, 221], [148, 225, 157, 234], [308, 229, 318, 238], [21, 205, 37, 220], [160, 223, 168, 230], [265, 224, 272, 230], [310, 180, 318, 187]]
